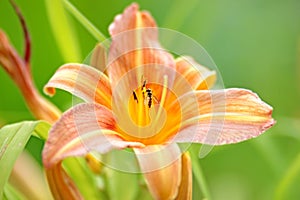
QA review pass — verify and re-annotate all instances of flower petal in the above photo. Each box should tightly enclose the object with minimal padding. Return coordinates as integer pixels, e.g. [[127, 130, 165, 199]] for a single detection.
[[42, 103, 144, 168], [173, 89, 275, 145], [175, 56, 216, 90], [175, 152, 192, 200], [45, 164, 83, 200], [90, 43, 108, 72], [0, 30, 29, 80], [44, 63, 112, 108], [134, 144, 182, 200], [0, 31, 61, 123], [108, 3, 155, 36], [107, 3, 175, 86]]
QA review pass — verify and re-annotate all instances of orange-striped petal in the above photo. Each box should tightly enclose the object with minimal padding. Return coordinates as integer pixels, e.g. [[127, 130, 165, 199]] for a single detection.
[[107, 3, 175, 86], [173, 89, 275, 145], [175, 56, 216, 90], [175, 152, 192, 200], [134, 144, 182, 200], [108, 3, 156, 36], [45, 164, 83, 200], [44, 63, 112, 109], [0, 31, 61, 123], [90, 43, 108, 72], [42, 103, 144, 168]]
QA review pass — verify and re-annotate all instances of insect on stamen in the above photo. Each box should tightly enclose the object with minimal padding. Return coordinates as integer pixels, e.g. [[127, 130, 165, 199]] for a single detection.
[[133, 76, 159, 108], [133, 91, 138, 103], [146, 88, 153, 108]]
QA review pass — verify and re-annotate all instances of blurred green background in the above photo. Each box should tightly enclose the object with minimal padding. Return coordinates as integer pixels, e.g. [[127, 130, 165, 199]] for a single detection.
[[0, 0, 300, 199]]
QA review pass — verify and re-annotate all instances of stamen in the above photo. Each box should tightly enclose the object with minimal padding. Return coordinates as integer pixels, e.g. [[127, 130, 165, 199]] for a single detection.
[[153, 75, 168, 126], [143, 84, 150, 125], [133, 75, 168, 130], [137, 78, 150, 127]]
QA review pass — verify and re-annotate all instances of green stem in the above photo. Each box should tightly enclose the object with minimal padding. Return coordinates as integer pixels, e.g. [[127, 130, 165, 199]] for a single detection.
[[275, 153, 300, 200], [63, 157, 107, 200], [63, 0, 107, 43], [190, 149, 212, 200], [45, 0, 81, 62]]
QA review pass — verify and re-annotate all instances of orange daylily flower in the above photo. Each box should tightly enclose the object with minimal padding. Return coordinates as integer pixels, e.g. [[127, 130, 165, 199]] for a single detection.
[[42, 3, 275, 200]]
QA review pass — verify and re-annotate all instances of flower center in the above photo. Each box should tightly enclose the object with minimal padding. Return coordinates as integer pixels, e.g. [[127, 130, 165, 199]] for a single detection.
[[130, 80, 161, 126], [115, 75, 182, 145]]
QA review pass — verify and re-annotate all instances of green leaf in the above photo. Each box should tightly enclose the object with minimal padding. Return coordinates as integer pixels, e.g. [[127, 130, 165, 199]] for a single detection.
[[136, 186, 153, 200], [189, 144, 212, 200], [63, 157, 107, 200], [45, 0, 81, 62], [3, 183, 25, 200], [63, 0, 108, 43], [31, 121, 51, 141], [0, 121, 50, 197], [103, 151, 140, 200], [105, 168, 139, 200]]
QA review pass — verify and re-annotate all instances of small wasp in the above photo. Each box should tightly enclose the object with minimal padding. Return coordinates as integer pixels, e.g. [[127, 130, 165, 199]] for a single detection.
[[132, 90, 138, 103], [133, 78, 158, 108]]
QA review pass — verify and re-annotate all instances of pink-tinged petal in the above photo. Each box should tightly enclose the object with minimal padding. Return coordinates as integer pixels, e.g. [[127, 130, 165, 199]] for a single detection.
[[0, 30, 27, 79], [175, 152, 192, 200], [134, 144, 182, 200], [0, 3, 61, 124], [107, 3, 175, 86], [45, 164, 83, 200], [44, 63, 112, 109], [172, 89, 275, 145], [175, 56, 216, 90], [42, 103, 144, 168], [0, 31, 61, 123], [109, 3, 155, 36]]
